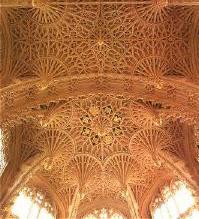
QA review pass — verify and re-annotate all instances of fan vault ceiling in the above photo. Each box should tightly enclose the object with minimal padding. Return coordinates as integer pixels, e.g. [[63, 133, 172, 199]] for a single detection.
[[0, 0, 199, 218]]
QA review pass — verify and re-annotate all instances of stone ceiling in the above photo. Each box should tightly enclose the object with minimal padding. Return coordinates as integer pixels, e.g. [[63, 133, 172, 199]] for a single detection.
[[0, 1, 199, 218]]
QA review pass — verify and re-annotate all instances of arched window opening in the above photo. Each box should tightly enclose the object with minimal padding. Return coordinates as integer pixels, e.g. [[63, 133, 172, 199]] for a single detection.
[[152, 181, 199, 219], [0, 128, 7, 176], [83, 208, 126, 219], [11, 187, 55, 219]]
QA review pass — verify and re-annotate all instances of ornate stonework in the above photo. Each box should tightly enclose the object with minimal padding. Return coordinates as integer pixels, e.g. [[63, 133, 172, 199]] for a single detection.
[[0, 1, 199, 218]]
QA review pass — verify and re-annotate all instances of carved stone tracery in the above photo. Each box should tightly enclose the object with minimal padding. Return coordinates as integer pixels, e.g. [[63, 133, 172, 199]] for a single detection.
[[0, 1, 199, 218]]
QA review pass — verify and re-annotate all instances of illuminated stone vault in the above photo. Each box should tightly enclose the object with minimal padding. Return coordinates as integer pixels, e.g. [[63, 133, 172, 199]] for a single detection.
[[0, 1, 199, 218]]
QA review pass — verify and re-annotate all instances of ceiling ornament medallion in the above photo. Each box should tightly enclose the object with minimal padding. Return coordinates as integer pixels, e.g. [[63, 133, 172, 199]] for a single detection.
[[80, 105, 122, 147], [71, 95, 135, 161]]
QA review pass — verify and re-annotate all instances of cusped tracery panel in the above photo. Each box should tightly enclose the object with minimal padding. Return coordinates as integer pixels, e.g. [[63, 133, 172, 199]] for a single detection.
[[130, 100, 164, 128], [41, 164, 72, 195], [104, 153, 144, 187], [38, 101, 72, 129], [20, 142, 40, 163], [134, 1, 172, 25], [83, 171, 121, 202], [57, 185, 78, 211], [10, 60, 32, 82], [10, 1, 67, 25], [16, 124, 41, 162], [157, 9, 193, 66], [134, 56, 171, 86], [171, 56, 195, 79], [67, 154, 102, 189], [34, 128, 74, 164], [163, 120, 186, 160], [9, 19, 42, 60], [165, 120, 183, 141], [29, 2, 67, 24], [129, 128, 172, 167], [32, 57, 68, 87], [130, 168, 167, 208], [6, 8, 27, 25], [5, 3, 196, 88], [171, 6, 195, 23]]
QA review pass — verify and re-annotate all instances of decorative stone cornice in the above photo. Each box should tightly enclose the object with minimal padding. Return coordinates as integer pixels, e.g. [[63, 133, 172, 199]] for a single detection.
[[1, 76, 199, 127]]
